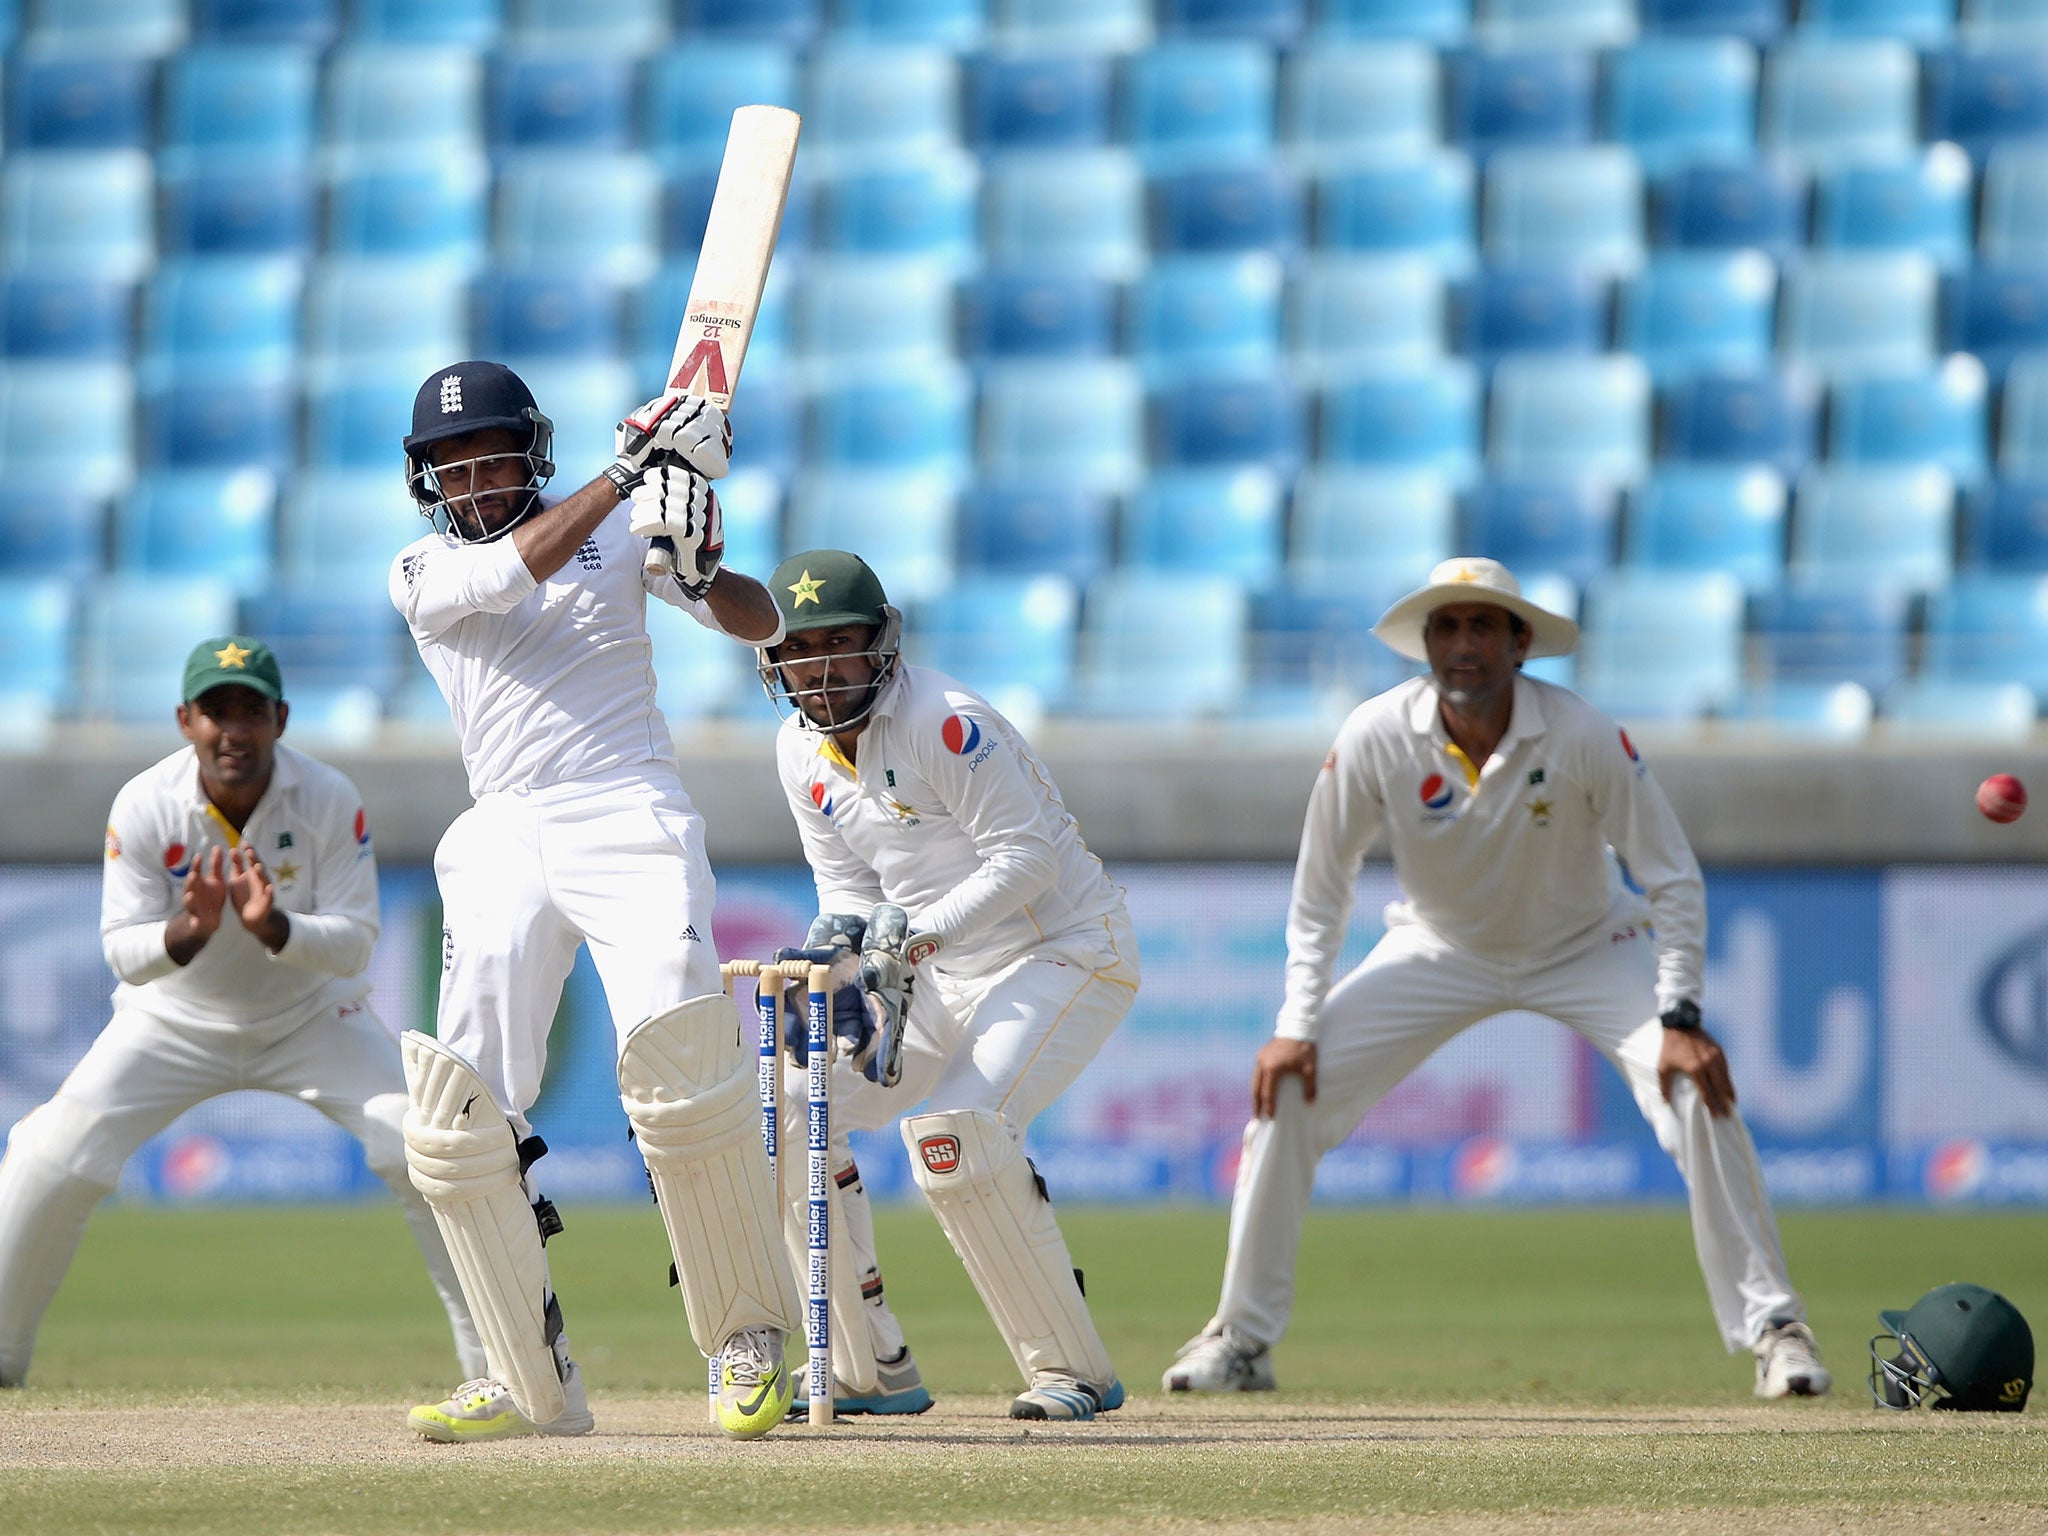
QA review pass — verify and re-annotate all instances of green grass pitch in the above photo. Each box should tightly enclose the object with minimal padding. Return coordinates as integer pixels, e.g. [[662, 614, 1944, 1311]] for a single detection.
[[4, 1202, 2044, 1534]]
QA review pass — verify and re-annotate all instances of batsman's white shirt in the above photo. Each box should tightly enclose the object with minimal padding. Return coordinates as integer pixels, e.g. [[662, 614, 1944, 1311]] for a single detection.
[[101, 744, 378, 1032], [1277, 673, 1707, 1043]]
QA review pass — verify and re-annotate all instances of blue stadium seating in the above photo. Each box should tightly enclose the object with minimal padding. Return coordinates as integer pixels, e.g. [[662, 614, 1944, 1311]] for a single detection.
[[116, 467, 278, 595], [0, 577, 75, 709], [1653, 159, 1808, 257], [1070, 571, 1248, 717], [912, 574, 1081, 713], [1641, 0, 1786, 42], [984, 151, 1147, 278], [796, 257, 953, 368], [472, 271, 621, 359], [0, 150, 155, 280], [495, 356, 629, 475], [806, 45, 958, 165], [1489, 355, 1653, 482], [1980, 143, 2048, 265], [1152, 377, 1308, 467], [140, 372, 298, 471], [1121, 466, 1287, 580], [1753, 580, 1911, 692], [81, 575, 241, 721], [1962, 0, 2048, 46], [1760, 39, 1919, 170], [1778, 253, 1938, 379], [1315, 152, 1478, 272], [494, 152, 661, 282], [664, 160, 814, 261], [808, 371, 974, 474], [1927, 51, 2048, 163], [835, 0, 988, 46], [1965, 478, 2048, 571], [705, 466, 781, 580], [1949, 268, 2048, 381], [142, 258, 303, 379], [1465, 477, 1620, 585], [0, 275, 132, 359], [1446, 49, 1596, 154], [1882, 677, 2038, 738], [1798, 0, 1953, 45], [0, 486, 107, 580], [162, 44, 319, 161], [1999, 354, 2048, 476], [1315, 0, 1467, 40], [509, 0, 669, 52], [643, 44, 802, 168], [1721, 680, 1874, 741], [1575, 568, 1746, 717], [0, 360, 133, 492], [1618, 251, 1776, 382], [1815, 146, 1974, 269], [160, 163, 316, 256], [1290, 256, 1445, 378], [243, 585, 405, 696], [303, 372, 416, 467], [966, 54, 1113, 149], [645, 608, 752, 721], [1151, 166, 1305, 253], [674, 0, 820, 44], [8, 51, 152, 151], [992, 0, 1151, 50], [1282, 43, 1439, 166], [1453, 267, 1608, 364], [490, 51, 635, 152], [192, 0, 338, 45], [981, 360, 1146, 491], [1159, 0, 1305, 42], [1603, 37, 1756, 175], [726, 382, 802, 478], [635, 261, 789, 378], [1662, 368, 1823, 477], [1791, 464, 1957, 588], [280, 469, 431, 587], [1131, 254, 1286, 381], [960, 271, 1118, 362], [1246, 577, 1415, 715], [29, 0, 186, 52], [1483, 146, 1644, 276], [1477, 0, 1637, 48], [1289, 466, 1456, 586], [1830, 360, 1991, 484], [957, 479, 1116, 586], [305, 259, 467, 373], [818, 153, 980, 267], [1624, 465, 1788, 592], [324, 47, 484, 157], [1320, 361, 1483, 481], [1124, 41, 1277, 170], [349, 0, 501, 45], [783, 469, 958, 603], [1921, 573, 2048, 697]]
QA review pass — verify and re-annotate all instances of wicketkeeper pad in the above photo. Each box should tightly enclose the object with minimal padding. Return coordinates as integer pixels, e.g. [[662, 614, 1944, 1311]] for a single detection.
[[619, 995, 799, 1356], [400, 1032, 566, 1426], [903, 1108, 1115, 1388]]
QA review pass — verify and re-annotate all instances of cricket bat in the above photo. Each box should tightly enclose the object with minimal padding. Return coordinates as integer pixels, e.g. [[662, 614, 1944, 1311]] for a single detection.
[[645, 103, 802, 575]]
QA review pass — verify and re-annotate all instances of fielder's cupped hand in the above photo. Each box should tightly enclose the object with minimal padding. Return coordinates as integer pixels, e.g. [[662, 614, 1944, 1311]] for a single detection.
[[227, 845, 274, 932], [180, 846, 230, 936], [1252, 1037, 1317, 1120], [1658, 1025, 1737, 1119], [612, 390, 732, 485], [629, 464, 725, 598]]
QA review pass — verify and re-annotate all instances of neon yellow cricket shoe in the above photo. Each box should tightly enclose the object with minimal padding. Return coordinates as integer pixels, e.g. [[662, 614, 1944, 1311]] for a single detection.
[[408, 1364, 595, 1443], [715, 1326, 793, 1440]]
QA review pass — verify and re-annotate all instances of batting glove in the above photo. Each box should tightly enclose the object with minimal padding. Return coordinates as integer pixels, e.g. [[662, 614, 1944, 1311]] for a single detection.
[[629, 464, 724, 598], [605, 390, 732, 494]]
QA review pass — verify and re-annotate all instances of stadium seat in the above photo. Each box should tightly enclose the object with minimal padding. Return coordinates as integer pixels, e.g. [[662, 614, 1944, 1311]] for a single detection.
[[965, 53, 1112, 150], [7, 50, 151, 150], [1122, 466, 1286, 581], [1152, 377, 1308, 468], [635, 261, 791, 378], [303, 371, 417, 468], [1662, 368, 1822, 477], [1790, 464, 1956, 588], [1798, 0, 1952, 45], [27, 0, 185, 52], [1720, 681, 1873, 741], [1315, 152, 1478, 272], [1653, 159, 1808, 257], [1618, 251, 1775, 383], [0, 360, 132, 492], [1281, 42, 1439, 168], [911, 574, 1080, 716], [489, 50, 634, 152], [1624, 464, 1787, 592], [472, 271, 622, 358], [1453, 267, 1608, 365], [1947, 268, 2048, 381], [116, 467, 277, 595], [1319, 361, 1483, 482], [192, 0, 338, 45], [960, 271, 1118, 363], [81, 576, 241, 721], [1995, 354, 2048, 476], [142, 258, 303, 380], [674, 0, 819, 43], [805, 45, 958, 168], [726, 380, 802, 479], [1965, 478, 2048, 570], [0, 150, 154, 280], [1125, 41, 1277, 171], [1445, 49, 1596, 154], [0, 485, 107, 579], [349, 0, 500, 44], [0, 275, 132, 359], [1151, 165, 1306, 253], [703, 465, 780, 580], [1815, 145, 1973, 270], [0, 576, 75, 710], [1483, 146, 1645, 276], [1575, 568, 1746, 717], [1159, 0, 1305, 41], [795, 257, 953, 369], [496, 356, 630, 477], [243, 585, 405, 697], [1476, 0, 1636, 48], [808, 370, 974, 475], [1753, 579, 1911, 692], [784, 469, 957, 604], [664, 159, 813, 261], [644, 43, 801, 169], [1962, 0, 2048, 44], [324, 47, 484, 158], [1603, 36, 1757, 175], [1131, 254, 1286, 381], [1489, 355, 1653, 482], [160, 163, 316, 257], [1640, 0, 1786, 45], [495, 152, 661, 282], [1979, 143, 2048, 266], [1881, 677, 2038, 738], [835, 0, 987, 45], [957, 478, 1115, 585], [984, 150, 1147, 278], [508, 0, 669, 51], [989, 0, 1152, 50], [1247, 575, 1416, 715], [1316, 0, 1468, 41], [1760, 38, 1918, 170], [1921, 573, 2048, 697], [1289, 466, 1456, 587], [162, 44, 319, 162], [1465, 477, 1620, 585], [1927, 50, 2048, 163], [817, 152, 980, 267], [1778, 253, 1938, 379], [140, 372, 298, 471], [980, 359, 1145, 492], [1830, 359, 1991, 484], [280, 468, 431, 586], [305, 259, 467, 374], [325, 155, 490, 267], [1071, 570, 1248, 717], [1289, 256, 1446, 379]]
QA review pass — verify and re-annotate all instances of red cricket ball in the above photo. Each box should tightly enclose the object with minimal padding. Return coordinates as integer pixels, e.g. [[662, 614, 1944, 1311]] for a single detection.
[[1977, 774, 2028, 824]]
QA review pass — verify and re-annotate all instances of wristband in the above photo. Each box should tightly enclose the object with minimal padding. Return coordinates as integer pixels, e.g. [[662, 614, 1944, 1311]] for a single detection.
[[601, 461, 639, 497], [1660, 999, 1703, 1033]]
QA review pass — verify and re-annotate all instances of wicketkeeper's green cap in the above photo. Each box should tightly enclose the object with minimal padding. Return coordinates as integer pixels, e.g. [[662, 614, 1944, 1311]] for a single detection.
[[769, 549, 893, 632], [181, 636, 284, 703]]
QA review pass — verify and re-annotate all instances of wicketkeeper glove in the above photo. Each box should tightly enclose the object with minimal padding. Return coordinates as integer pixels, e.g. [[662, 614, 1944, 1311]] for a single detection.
[[628, 464, 724, 598], [605, 390, 731, 494], [772, 914, 872, 1067], [855, 904, 939, 1088]]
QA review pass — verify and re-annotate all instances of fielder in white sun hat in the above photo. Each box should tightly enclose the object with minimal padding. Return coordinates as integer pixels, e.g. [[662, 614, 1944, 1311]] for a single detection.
[[1370, 556, 1579, 662]]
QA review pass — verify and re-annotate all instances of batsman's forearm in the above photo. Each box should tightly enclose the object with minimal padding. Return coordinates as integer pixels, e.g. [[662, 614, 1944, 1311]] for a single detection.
[[514, 478, 627, 582], [703, 568, 783, 644]]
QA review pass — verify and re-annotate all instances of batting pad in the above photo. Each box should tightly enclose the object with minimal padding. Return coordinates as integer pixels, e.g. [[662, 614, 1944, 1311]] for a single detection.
[[903, 1108, 1114, 1388], [779, 1148, 881, 1394], [619, 995, 799, 1356], [400, 1032, 566, 1426]]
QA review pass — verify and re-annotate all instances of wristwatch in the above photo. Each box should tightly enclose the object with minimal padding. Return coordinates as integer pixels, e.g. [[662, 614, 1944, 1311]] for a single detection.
[[1660, 999, 1703, 1032]]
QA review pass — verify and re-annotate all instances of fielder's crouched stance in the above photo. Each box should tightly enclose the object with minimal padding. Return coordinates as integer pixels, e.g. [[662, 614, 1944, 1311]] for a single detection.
[[391, 360, 798, 1441], [758, 551, 1139, 1422]]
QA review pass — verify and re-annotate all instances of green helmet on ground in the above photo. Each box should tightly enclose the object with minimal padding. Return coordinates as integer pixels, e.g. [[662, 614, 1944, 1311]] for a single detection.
[[1870, 1282, 2033, 1411], [758, 549, 903, 732]]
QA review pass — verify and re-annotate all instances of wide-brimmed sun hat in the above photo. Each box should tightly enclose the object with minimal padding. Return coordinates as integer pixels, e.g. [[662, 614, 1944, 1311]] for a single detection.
[[1371, 557, 1580, 662]]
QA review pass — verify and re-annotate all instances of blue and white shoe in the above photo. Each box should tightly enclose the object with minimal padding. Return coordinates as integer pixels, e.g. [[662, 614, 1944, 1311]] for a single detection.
[[1009, 1375, 1124, 1421], [792, 1346, 934, 1418]]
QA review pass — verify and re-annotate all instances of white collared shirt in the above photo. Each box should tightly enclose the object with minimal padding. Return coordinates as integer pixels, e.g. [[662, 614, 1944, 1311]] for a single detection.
[[1278, 673, 1707, 1043], [774, 664, 1126, 977], [100, 744, 381, 1030]]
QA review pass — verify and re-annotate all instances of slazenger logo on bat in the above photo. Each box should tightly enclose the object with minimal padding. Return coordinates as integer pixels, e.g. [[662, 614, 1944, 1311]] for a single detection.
[[918, 1135, 961, 1174]]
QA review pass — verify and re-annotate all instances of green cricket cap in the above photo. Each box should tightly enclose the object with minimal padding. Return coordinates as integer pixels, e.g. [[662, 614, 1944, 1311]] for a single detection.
[[769, 549, 892, 632], [181, 635, 284, 703]]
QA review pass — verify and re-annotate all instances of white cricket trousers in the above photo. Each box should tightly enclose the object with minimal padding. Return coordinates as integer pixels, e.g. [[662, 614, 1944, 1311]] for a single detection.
[[433, 769, 725, 1122], [0, 999, 484, 1386], [1215, 908, 1804, 1355]]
